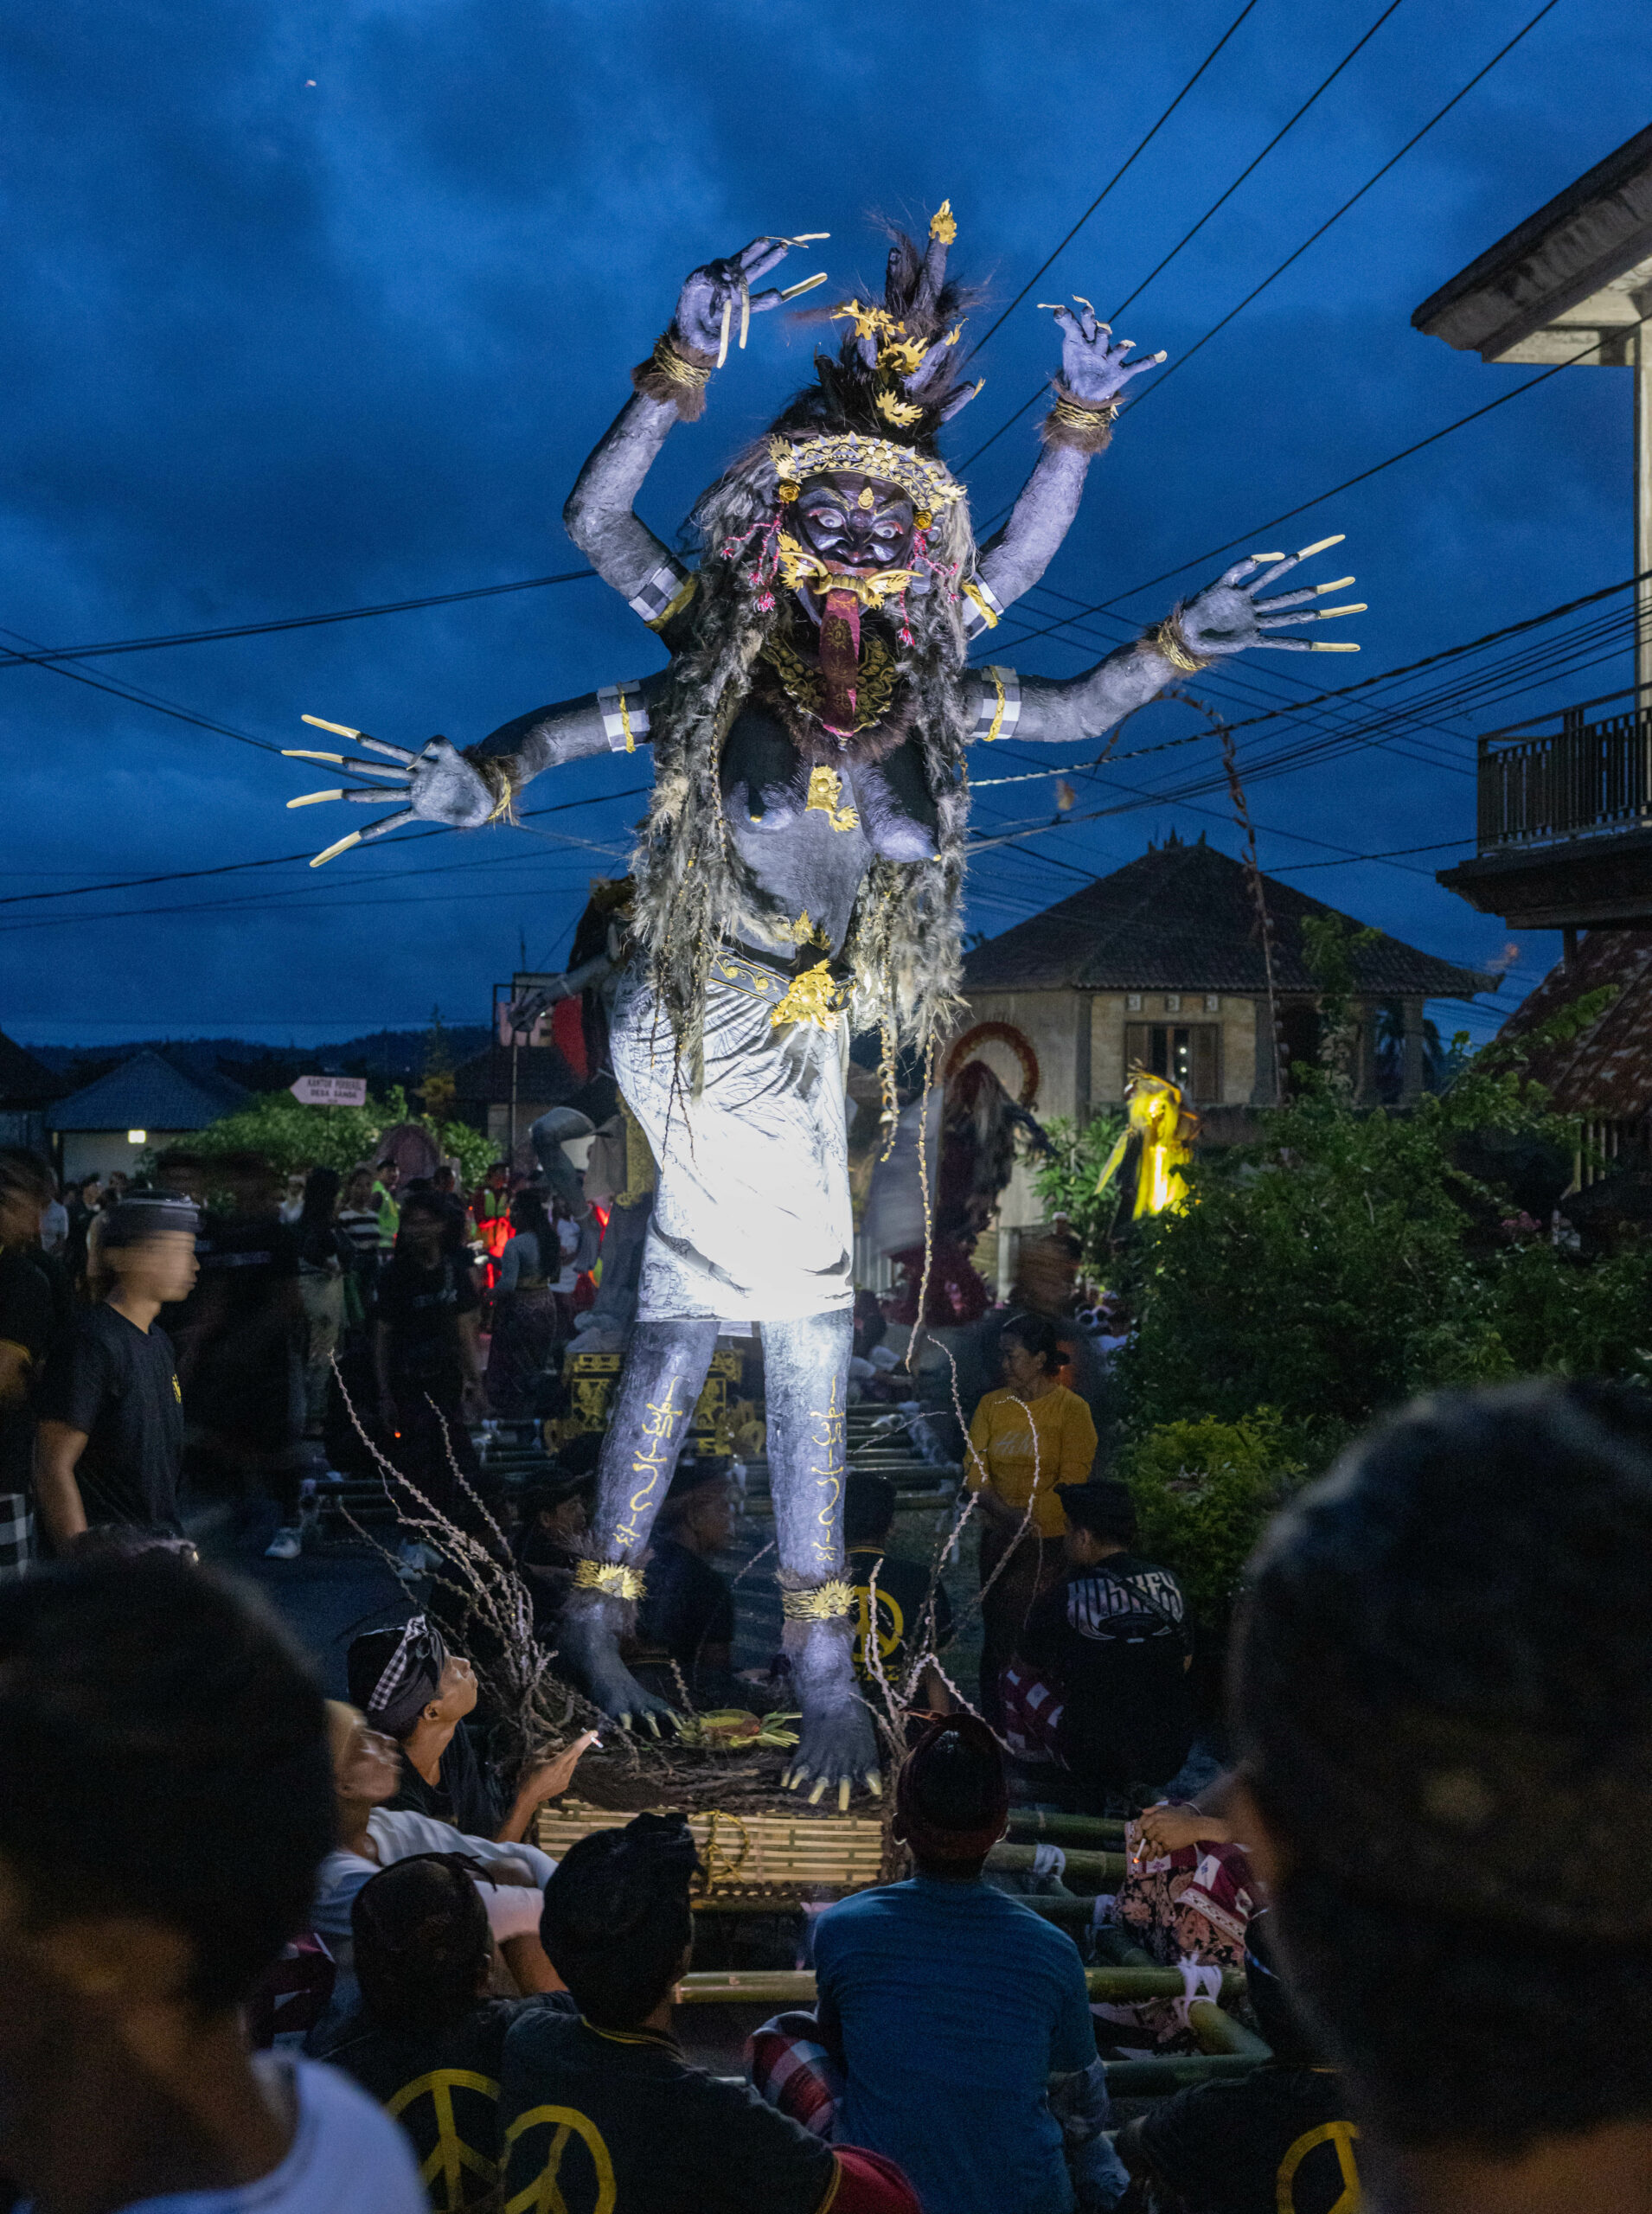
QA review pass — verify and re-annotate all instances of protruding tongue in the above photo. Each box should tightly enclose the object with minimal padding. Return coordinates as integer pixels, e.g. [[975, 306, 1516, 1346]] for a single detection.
[[819, 586, 861, 738]]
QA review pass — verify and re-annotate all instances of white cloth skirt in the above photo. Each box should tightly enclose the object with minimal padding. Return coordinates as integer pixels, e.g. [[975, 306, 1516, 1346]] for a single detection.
[[609, 961, 853, 1323]]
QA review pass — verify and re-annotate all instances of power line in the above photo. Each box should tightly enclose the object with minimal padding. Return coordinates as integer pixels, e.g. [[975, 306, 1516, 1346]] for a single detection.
[[980, 336, 1615, 655], [1127, 0, 1564, 411], [964, 0, 1266, 363], [0, 567, 596, 671], [963, 0, 1411, 466]]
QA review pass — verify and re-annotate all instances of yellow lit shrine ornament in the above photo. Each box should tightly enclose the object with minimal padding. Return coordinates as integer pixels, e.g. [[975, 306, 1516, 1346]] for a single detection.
[[1094, 1067, 1201, 1219]]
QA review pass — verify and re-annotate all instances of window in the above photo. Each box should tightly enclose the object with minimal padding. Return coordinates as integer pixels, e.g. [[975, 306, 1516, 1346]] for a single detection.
[[1124, 1022, 1221, 1102]]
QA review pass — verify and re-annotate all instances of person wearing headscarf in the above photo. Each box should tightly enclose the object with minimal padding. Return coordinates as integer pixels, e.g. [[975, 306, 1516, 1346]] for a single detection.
[[346, 1616, 590, 1847], [500, 1813, 917, 2214]]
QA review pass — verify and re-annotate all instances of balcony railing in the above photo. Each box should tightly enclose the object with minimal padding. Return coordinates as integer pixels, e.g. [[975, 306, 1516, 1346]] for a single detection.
[[1477, 702, 1652, 853]]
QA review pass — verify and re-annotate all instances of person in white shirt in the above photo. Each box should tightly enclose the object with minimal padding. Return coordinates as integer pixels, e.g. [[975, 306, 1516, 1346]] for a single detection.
[[0, 1552, 425, 2214]]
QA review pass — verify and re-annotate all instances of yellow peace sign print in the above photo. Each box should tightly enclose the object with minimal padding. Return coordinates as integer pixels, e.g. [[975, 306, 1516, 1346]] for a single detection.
[[503, 2102, 617, 2214], [854, 1581, 906, 1673], [387, 2068, 500, 2211], [1276, 2118, 1361, 2213]]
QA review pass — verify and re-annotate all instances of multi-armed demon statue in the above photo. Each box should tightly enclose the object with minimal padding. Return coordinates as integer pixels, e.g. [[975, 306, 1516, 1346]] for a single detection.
[[285, 208, 1363, 1803]]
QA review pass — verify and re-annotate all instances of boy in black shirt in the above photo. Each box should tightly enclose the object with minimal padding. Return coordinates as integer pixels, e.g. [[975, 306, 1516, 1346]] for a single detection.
[[1117, 1910, 1361, 2213], [34, 1195, 199, 1552], [503, 1812, 914, 2214], [633, 1460, 735, 1706], [1015, 1480, 1194, 1812], [319, 1852, 575, 2209], [844, 1473, 953, 1708]]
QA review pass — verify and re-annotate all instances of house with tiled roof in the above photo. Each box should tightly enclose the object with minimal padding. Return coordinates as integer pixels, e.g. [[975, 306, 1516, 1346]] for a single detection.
[[47, 1050, 249, 1183], [957, 835, 1497, 1238], [1491, 927, 1652, 1187]]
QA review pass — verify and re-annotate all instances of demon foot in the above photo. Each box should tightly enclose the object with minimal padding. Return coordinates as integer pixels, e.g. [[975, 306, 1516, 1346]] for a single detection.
[[558, 1602, 677, 1737], [781, 1701, 880, 1809]]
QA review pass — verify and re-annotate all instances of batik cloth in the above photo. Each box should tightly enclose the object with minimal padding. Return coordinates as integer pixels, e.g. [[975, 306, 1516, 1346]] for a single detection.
[[608, 957, 853, 1323]]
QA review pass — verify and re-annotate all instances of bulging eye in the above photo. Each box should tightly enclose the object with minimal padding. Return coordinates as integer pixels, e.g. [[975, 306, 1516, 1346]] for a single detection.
[[808, 508, 846, 531]]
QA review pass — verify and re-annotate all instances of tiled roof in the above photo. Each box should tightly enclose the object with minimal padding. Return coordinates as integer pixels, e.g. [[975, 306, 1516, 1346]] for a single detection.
[[46, 1050, 249, 1134], [961, 835, 1497, 1000], [0, 1030, 65, 1107], [1492, 928, 1652, 1116]]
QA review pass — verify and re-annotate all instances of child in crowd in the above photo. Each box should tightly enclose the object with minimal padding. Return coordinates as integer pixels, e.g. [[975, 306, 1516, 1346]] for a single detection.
[[843, 1471, 953, 1709], [317, 1852, 576, 2209], [0, 1553, 422, 2211], [33, 1193, 199, 1554], [503, 1811, 919, 2213], [346, 1614, 592, 1846]]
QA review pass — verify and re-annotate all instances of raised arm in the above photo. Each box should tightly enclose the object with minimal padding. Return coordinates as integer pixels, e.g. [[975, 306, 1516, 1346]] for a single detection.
[[964, 540, 1366, 747], [970, 303, 1164, 627], [278, 669, 668, 861], [562, 236, 810, 622]]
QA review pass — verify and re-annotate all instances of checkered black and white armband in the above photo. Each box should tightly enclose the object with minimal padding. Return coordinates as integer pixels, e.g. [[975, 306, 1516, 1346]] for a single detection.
[[968, 666, 1022, 745]]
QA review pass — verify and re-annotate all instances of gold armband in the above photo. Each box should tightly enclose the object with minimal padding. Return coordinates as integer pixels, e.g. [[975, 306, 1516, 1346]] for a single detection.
[[781, 1577, 856, 1623], [1145, 616, 1211, 675], [1041, 384, 1122, 455], [632, 330, 717, 421], [574, 1558, 646, 1604]]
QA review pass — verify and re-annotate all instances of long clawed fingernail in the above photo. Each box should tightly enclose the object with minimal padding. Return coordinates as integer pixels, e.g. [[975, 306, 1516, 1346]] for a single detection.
[[1297, 533, 1346, 560]]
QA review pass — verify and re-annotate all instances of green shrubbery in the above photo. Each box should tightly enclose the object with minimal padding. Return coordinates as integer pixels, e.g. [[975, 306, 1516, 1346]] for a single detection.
[[1116, 1411, 1303, 1633], [190, 1084, 496, 1184]]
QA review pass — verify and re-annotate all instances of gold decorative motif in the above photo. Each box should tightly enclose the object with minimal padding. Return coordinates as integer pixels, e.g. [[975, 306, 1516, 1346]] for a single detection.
[[573, 1559, 646, 1603], [806, 1377, 848, 1566], [782, 1577, 856, 1622], [856, 485, 876, 509], [776, 908, 830, 947], [770, 961, 846, 1030], [1146, 616, 1210, 674], [929, 200, 957, 246], [647, 333, 712, 394], [612, 1378, 684, 1548], [804, 767, 860, 832], [769, 432, 962, 516], [777, 482, 799, 503], [983, 665, 1008, 743], [774, 532, 918, 611], [962, 578, 999, 630], [759, 624, 900, 733], [874, 387, 925, 428], [1048, 390, 1120, 434]]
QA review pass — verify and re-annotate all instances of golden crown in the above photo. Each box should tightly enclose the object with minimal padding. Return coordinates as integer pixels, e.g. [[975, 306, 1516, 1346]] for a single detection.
[[768, 432, 963, 515]]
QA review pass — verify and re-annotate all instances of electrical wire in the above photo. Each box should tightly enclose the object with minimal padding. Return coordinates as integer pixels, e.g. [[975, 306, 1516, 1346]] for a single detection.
[[964, 0, 1266, 364], [0, 568, 597, 670]]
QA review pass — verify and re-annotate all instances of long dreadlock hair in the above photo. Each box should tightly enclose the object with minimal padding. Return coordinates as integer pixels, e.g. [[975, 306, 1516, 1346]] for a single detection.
[[629, 217, 986, 1078]]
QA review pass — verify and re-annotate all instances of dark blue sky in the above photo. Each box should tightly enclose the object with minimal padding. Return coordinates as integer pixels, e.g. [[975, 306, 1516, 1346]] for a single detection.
[[3, 0, 1644, 1051]]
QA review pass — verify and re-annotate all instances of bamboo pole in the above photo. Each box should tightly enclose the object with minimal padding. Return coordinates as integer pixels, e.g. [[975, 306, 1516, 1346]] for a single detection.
[[985, 1842, 1126, 1885], [672, 1966, 1245, 2006], [1104, 2054, 1263, 2094], [1005, 1811, 1129, 1846]]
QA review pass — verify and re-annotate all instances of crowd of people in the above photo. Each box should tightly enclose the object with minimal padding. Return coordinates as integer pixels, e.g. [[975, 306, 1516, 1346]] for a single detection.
[[3, 1377, 1649, 2211], [0, 1142, 589, 1573]]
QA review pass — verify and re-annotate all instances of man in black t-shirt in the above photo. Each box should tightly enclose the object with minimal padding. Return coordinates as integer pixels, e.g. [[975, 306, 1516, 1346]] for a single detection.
[[1015, 1480, 1194, 1811], [1117, 1911, 1362, 2214], [34, 1195, 199, 1551], [316, 1852, 576, 2209], [844, 1473, 953, 1707], [506, 1812, 905, 2214]]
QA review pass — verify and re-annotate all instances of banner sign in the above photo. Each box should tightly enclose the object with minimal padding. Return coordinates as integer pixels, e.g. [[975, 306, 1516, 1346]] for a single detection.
[[290, 1075, 368, 1107]]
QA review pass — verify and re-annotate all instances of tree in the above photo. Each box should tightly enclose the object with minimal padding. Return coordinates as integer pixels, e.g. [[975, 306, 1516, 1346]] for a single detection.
[[192, 1083, 495, 1186], [1115, 987, 1649, 1465], [418, 1005, 458, 1149], [1029, 1110, 1127, 1278]]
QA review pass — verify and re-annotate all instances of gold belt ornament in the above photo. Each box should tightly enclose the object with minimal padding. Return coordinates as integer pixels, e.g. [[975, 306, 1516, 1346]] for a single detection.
[[709, 950, 847, 1030]]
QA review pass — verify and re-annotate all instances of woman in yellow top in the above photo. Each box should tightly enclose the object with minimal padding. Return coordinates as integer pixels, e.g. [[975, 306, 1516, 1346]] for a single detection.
[[966, 1313, 1098, 1724]]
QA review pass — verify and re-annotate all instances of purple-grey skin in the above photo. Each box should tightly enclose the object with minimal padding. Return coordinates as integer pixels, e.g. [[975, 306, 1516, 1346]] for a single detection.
[[294, 240, 1361, 1795]]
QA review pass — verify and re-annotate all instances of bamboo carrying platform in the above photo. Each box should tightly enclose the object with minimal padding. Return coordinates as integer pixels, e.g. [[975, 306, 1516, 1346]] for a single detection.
[[537, 1797, 887, 1897]]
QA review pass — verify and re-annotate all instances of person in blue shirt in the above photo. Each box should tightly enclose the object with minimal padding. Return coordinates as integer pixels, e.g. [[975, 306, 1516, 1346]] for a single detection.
[[807, 1715, 1129, 2214]]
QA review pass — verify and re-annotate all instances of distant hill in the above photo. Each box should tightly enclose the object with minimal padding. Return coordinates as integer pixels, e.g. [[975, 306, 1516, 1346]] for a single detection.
[[25, 1027, 492, 1097]]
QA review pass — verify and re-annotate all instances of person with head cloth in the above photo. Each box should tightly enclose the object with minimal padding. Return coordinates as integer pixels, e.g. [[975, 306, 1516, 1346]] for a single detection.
[[33, 1192, 200, 1554], [1228, 1379, 1652, 2214], [762, 1716, 1129, 2214], [347, 1615, 586, 1848], [499, 1811, 919, 2214], [1010, 1478, 1194, 1814]]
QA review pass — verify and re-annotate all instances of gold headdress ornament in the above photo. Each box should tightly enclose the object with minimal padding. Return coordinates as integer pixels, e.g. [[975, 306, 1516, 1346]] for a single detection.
[[769, 432, 962, 516]]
